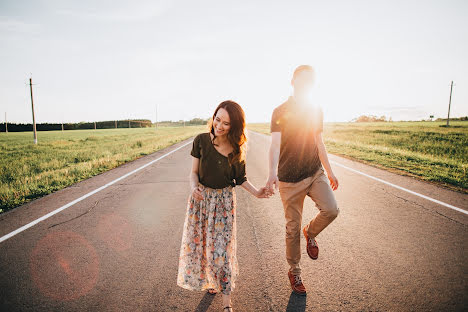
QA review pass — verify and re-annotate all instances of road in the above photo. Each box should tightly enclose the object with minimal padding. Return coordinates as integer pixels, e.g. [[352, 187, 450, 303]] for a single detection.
[[0, 130, 467, 311]]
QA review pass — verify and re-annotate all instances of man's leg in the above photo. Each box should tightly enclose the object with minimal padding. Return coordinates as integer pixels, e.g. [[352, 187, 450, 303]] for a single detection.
[[306, 168, 339, 238], [279, 178, 310, 275]]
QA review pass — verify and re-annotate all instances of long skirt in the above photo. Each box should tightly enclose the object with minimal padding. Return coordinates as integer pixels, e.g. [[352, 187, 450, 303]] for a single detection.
[[177, 182, 238, 295]]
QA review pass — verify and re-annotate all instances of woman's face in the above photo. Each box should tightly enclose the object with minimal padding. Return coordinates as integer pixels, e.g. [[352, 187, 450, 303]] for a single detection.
[[213, 108, 231, 137]]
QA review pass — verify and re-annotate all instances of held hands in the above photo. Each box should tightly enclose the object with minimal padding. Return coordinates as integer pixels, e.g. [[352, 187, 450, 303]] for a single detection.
[[254, 174, 278, 198], [192, 183, 272, 200], [256, 186, 272, 198]]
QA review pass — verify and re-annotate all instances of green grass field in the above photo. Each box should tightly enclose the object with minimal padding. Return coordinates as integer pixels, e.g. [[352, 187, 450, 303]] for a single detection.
[[248, 121, 467, 193], [1, 121, 466, 214], [0, 126, 207, 213]]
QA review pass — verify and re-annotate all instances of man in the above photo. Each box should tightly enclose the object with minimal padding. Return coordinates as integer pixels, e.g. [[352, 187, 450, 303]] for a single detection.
[[266, 65, 339, 295]]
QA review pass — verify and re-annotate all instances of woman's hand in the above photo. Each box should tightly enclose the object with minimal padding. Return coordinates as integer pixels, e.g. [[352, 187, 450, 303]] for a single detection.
[[191, 185, 204, 201], [256, 186, 272, 198]]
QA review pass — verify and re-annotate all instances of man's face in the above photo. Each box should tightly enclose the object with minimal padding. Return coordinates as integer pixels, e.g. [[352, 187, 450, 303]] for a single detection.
[[292, 70, 315, 101]]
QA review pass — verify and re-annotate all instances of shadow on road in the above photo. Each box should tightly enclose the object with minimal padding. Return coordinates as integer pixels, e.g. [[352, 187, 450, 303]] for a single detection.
[[285, 292, 307, 312], [194, 292, 216, 312]]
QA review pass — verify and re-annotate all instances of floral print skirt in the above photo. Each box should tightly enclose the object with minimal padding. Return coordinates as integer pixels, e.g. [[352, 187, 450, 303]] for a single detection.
[[177, 182, 238, 295]]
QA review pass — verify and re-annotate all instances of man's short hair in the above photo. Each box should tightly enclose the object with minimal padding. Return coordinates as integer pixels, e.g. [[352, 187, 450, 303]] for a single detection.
[[292, 65, 315, 80]]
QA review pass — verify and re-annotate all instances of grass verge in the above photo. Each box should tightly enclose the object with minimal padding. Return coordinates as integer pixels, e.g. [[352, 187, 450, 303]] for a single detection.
[[0, 126, 207, 213], [247, 121, 467, 194]]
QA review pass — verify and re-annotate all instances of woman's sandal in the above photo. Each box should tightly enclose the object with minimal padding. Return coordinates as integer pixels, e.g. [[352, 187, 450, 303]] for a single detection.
[[207, 288, 217, 295], [223, 307, 233, 311]]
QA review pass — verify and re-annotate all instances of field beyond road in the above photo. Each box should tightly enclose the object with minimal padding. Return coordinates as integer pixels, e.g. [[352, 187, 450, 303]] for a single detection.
[[1, 121, 466, 214], [0, 126, 207, 213], [249, 121, 468, 194]]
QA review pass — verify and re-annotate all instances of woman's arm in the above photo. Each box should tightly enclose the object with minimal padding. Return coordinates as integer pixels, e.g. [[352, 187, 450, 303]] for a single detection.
[[235, 158, 270, 198], [240, 180, 270, 198], [189, 156, 204, 200]]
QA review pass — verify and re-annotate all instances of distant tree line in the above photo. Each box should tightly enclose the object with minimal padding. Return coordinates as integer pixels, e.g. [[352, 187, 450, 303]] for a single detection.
[[0, 117, 211, 132], [352, 115, 391, 122], [352, 115, 467, 123], [156, 118, 210, 127], [0, 119, 152, 132], [435, 116, 467, 121]]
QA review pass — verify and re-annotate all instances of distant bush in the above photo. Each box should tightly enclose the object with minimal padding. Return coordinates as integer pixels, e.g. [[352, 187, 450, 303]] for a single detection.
[[353, 115, 388, 122]]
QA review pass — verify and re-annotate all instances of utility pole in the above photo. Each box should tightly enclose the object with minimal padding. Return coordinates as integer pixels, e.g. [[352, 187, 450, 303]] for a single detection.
[[128, 119, 131, 128], [446, 81, 454, 127], [94, 121, 96, 130], [4, 112, 7, 133], [61, 122, 64, 131], [29, 78, 37, 144], [115, 120, 117, 128]]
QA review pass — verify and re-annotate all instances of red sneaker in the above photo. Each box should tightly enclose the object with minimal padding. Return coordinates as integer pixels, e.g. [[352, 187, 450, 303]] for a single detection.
[[288, 271, 306, 295], [303, 225, 319, 260]]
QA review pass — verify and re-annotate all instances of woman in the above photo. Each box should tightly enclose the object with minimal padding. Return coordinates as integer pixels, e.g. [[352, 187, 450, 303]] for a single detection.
[[177, 100, 271, 311]]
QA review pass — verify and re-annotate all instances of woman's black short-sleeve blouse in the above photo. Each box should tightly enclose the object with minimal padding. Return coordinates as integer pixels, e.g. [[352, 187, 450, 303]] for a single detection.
[[191, 132, 247, 189]]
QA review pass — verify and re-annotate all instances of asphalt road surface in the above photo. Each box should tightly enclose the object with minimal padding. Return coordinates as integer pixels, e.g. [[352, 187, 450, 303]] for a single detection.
[[1, 130, 467, 312]]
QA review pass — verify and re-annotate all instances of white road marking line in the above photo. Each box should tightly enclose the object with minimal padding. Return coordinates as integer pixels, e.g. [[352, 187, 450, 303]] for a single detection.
[[249, 130, 467, 216], [329, 160, 467, 215], [0, 140, 194, 244]]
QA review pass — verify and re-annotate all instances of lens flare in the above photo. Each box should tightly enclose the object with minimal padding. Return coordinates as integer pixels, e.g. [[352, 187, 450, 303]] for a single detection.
[[29, 231, 99, 301]]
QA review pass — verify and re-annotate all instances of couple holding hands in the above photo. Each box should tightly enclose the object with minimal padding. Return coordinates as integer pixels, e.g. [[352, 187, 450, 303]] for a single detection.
[[177, 65, 340, 311]]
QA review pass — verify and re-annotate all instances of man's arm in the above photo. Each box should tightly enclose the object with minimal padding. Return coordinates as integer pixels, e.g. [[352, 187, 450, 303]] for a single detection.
[[315, 132, 339, 190], [267, 132, 281, 193]]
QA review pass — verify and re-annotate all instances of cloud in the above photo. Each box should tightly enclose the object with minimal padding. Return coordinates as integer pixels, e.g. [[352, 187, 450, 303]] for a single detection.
[[54, 0, 174, 22], [0, 16, 41, 34]]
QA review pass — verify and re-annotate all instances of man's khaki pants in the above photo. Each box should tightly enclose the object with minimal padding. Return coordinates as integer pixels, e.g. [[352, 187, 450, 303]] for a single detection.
[[278, 167, 339, 276]]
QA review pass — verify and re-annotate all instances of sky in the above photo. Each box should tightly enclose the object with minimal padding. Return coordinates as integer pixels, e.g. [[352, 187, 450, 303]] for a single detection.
[[0, 0, 467, 124]]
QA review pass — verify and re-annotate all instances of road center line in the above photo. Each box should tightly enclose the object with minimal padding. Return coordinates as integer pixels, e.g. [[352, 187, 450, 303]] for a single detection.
[[249, 130, 467, 216], [0, 140, 194, 244]]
